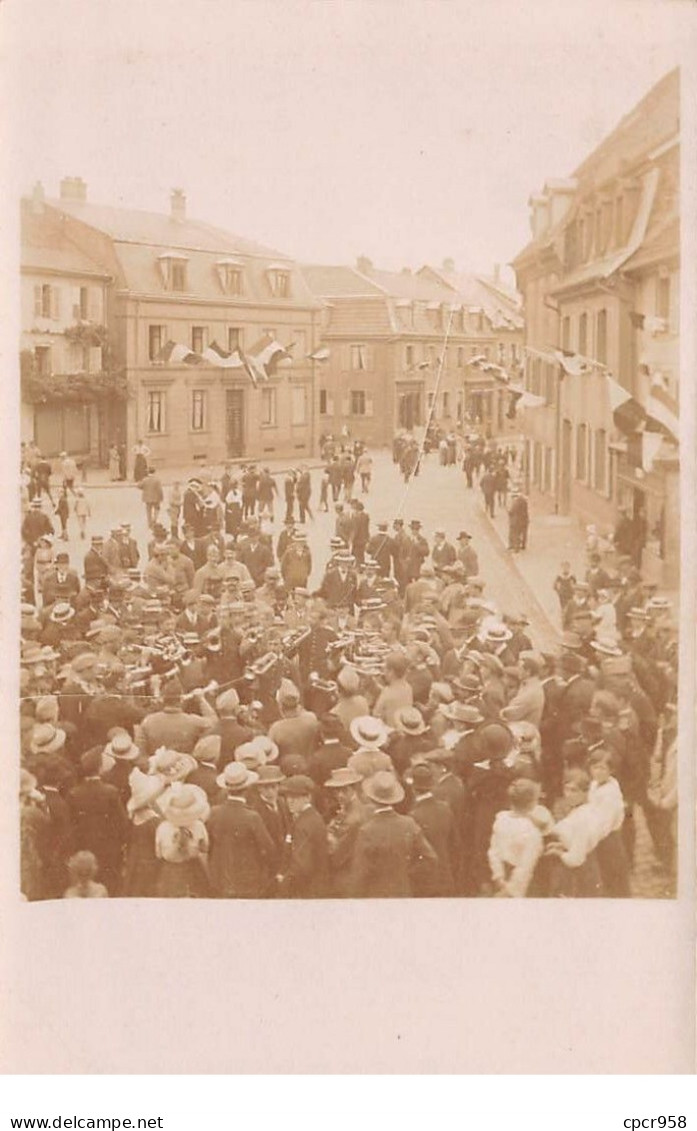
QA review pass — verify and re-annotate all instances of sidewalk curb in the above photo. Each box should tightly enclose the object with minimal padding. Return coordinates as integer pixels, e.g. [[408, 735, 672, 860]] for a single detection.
[[478, 506, 562, 641]]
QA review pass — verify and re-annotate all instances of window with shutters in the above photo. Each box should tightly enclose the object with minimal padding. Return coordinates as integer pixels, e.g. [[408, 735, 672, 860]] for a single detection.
[[497, 342, 505, 363], [576, 423, 588, 481], [219, 266, 243, 295], [579, 312, 588, 356], [351, 345, 368, 371], [596, 309, 607, 364], [228, 327, 242, 353], [350, 390, 366, 416], [594, 429, 607, 492], [291, 386, 307, 426], [191, 390, 207, 432], [148, 325, 166, 361], [457, 347, 465, 368], [545, 364, 556, 405], [79, 287, 89, 319], [261, 388, 277, 426], [442, 391, 450, 416], [319, 389, 328, 415], [147, 390, 166, 434], [41, 284, 52, 318], [191, 326, 207, 354], [405, 344, 414, 368]]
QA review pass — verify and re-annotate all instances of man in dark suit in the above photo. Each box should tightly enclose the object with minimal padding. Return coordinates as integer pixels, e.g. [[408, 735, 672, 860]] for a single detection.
[[41, 553, 80, 609], [66, 748, 129, 893], [366, 522, 392, 577], [278, 775, 330, 897], [237, 523, 273, 587], [407, 761, 458, 896], [350, 500, 370, 565], [316, 553, 358, 613], [248, 765, 290, 892], [350, 771, 437, 898], [207, 763, 275, 897], [83, 536, 110, 586]]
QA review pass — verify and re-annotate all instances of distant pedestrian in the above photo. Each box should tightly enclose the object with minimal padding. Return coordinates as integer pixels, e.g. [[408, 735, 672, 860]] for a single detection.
[[553, 561, 576, 615], [139, 467, 164, 529], [54, 489, 70, 541], [168, 481, 183, 539], [59, 452, 79, 495], [356, 450, 373, 493], [132, 440, 150, 483], [480, 469, 496, 517], [108, 444, 120, 482]]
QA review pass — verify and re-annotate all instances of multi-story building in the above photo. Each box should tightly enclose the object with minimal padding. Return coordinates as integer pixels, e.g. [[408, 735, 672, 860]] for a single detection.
[[512, 68, 679, 586], [20, 184, 113, 460], [31, 178, 323, 467], [302, 258, 523, 447]]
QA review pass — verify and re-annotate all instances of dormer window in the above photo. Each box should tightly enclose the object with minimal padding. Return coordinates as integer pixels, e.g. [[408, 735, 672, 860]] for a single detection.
[[216, 259, 244, 296], [267, 265, 291, 298], [157, 252, 189, 292]]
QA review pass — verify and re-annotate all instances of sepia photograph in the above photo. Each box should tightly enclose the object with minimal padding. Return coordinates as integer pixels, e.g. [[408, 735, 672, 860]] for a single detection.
[[3, 0, 696, 1083], [14, 6, 685, 909]]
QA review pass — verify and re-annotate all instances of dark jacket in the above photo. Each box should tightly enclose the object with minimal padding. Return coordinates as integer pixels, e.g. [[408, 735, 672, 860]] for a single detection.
[[409, 793, 457, 896], [350, 809, 437, 898], [66, 778, 129, 886], [207, 799, 276, 898], [280, 805, 330, 898]]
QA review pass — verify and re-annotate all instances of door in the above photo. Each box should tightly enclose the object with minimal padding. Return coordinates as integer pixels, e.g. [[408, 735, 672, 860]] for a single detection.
[[226, 389, 245, 458], [34, 403, 91, 456]]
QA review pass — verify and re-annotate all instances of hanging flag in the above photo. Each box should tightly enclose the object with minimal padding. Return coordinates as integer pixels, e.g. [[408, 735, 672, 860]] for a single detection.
[[238, 347, 265, 389], [467, 355, 486, 367], [646, 382, 679, 441], [506, 386, 546, 418], [606, 375, 647, 436], [201, 342, 243, 368], [307, 347, 331, 362], [417, 360, 430, 370], [247, 334, 293, 377], [629, 311, 645, 329], [155, 341, 205, 365], [553, 349, 592, 378]]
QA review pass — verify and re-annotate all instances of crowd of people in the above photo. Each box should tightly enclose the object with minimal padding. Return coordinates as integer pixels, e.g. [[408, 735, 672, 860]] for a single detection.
[[18, 435, 678, 901]]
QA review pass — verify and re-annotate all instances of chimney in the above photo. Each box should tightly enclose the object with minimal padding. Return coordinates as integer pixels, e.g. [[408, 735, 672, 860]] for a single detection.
[[31, 181, 45, 215], [356, 255, 373, 275], [442, 257, 455, 272], [60, 176, 87, 202], [171, 188, 186, 222]]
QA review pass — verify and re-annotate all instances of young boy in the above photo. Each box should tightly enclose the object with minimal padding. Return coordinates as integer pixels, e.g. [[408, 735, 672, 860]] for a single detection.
[[63, 851, 108, 898], [488, 778, 552, 897], [553, 560, 576, 616]]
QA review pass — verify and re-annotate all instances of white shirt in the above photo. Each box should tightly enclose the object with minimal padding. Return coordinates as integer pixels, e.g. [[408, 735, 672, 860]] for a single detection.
[[553, 804, 604, 868], [488, 810, 546, 897], [588, 777, 625, 838]]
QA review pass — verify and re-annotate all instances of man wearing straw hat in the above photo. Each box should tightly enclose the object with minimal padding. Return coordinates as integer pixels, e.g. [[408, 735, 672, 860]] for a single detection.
[[350, 771, 437, 898], [207, 762, 275, 898]]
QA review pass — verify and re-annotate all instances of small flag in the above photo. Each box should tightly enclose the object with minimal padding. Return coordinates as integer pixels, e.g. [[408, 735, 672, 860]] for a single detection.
[[156, 341, 204, 365], [247, 334, 293, 377], [201, 345, 243, 369], [553, 350, 591, 378], [308, 347, 331, 362], [606, 375, 647, 436]]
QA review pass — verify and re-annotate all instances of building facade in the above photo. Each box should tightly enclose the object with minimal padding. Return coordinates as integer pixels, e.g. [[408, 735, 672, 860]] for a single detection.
[[512, 69, 680, 586], [32, 180, 323, 468], [20, 186, 113, 461], [303, 258, 523, 448]]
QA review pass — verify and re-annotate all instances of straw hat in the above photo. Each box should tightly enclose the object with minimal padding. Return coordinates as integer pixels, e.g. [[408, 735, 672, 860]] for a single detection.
[[127, 768, 165, 817], [148, 747, 197, 782], [216, 762, 259, 792], [105, 730, 140, 762], [324, 767, 363, 789], [362, 770, 405, 806], [393, 706, 427, 736], [159, 782, 210, 826], [349, 715, 389, 749], [30, 723, 66, 756]]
